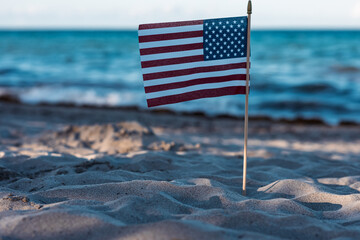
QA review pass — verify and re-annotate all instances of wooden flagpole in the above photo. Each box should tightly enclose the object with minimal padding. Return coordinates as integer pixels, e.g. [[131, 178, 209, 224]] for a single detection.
[[242, 0, 252, 196]]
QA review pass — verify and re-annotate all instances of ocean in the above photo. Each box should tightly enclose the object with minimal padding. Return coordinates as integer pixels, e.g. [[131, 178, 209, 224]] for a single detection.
[[0, 30, 359, 124]]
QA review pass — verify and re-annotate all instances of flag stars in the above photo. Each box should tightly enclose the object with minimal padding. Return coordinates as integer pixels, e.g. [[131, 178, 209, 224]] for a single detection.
[[204, 17, 247, 60]]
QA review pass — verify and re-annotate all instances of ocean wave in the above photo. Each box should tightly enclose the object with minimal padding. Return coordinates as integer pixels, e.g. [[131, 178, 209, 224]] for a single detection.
[[332, 65, 360, 73]]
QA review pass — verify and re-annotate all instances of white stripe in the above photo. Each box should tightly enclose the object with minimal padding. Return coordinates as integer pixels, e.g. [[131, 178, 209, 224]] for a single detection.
[[143, 69, 247, 87], [138, 24, 203, 36], [142, 57, 247, 74], [146, 81, 248, 99], [139, 37, 203, 49], [140, 49, 204, 62]]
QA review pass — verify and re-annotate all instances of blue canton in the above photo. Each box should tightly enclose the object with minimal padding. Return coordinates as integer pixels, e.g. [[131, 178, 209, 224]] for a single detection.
[[203, 17, 248, 61]]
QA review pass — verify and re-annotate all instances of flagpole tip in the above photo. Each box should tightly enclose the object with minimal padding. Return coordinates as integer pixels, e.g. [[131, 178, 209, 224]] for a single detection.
[[247, 0, 252, 15]]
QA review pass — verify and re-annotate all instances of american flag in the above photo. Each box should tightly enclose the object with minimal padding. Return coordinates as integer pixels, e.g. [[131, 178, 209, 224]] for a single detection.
[[138, 16, 250, 107]]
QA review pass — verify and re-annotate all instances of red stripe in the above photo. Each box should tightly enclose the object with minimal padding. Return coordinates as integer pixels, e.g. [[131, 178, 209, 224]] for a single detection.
[[143, 62, 247, 81], [139, 31, 203, 43], [139, 20, 203, 30], [145, 74, 247, 93], [141, 55, 204, 68], [147, 86, 247, 107], [140, 43, 203, 55]]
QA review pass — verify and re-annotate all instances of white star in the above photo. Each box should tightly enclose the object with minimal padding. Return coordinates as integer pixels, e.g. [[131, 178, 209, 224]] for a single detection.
[[226, 21, 229, 24], [213, 46, 216, 50], [213, 55, 216, 58], [209, 43, 212, 46], [209, 35, 212, 38], [241, 28, 245, 31], [231, 33, 234, 36], [238, 49, 241, 52], [235, 45, 238, 48], [212, 22, 215, 25], [219, 30, 223, 33], [220, 38, 223, 41], [231, 49, 234, 52], [241, 44, 245, 48], [216, 34, 219, 37], [209, 27, 212, 30], [215, 26, 218, 29], [234, 29, 238, 32], [238, 24, 241, 27], [230, 25, 233, 28], [212, 30, 215, 33], [227, 29, 230, 32], [227, 54, 230, 57], [217, 50, 220, 53], [212, 39, 216, 42], [233, 20, 237, 24], [223, 34, 226, 37], [220, 46, 223, 49], [205, 23, 208, 26], [223, 26, 226, 29], [206, 56, 209, 59], [220, 54, 223, 57], [216, 42, 220, 45], [231, 41, 234, 44], [234, 37, 238, 40], [242, 36, 245, 40], [206, 47, 209, 50], [224, 50, 227, 53], [219, 21, 222, 24], [227, 45, 230, 49], [234, 53, 237, 56], [210, 51, 213, 54], [227, 37, 230, 41], [241, 20, 244, 23], [224, 42, 227, 45], [205, 39, 208, 42], [241, 52, 244, 56]]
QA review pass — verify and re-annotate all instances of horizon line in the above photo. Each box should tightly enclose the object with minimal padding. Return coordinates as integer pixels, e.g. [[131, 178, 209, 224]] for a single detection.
[[0, 27, 359, 31]]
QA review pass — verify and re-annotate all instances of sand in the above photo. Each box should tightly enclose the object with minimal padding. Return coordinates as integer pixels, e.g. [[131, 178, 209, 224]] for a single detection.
[[0, 102, 360, 240]]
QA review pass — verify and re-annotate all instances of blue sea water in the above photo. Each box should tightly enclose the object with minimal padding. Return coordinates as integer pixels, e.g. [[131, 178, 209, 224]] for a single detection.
[[0, 30, 359, 124]]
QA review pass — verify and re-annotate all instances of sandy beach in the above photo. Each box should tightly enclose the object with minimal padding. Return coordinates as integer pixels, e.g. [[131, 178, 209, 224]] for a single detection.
[[0, 101, 360, 239]]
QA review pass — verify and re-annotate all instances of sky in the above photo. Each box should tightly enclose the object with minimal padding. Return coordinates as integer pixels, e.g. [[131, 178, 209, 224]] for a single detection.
[[0, 0, 359, 29]]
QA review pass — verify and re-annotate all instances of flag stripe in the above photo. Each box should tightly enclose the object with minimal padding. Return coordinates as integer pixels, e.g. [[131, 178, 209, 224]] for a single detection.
[[140, 49, 203, 62], [139, 31, 203, 43], [146, 80, 247, 99], [140, 43, 203, 55], [143, 62, 247, 80], [142, 57, 247, 73], [141, 55, 204, 69], [145, 74, 247, 93], [147, 86, 246, 107], [139, 37, 203, 49], [138, 24, 203, 36], [139, 20, 204, 30], [143, 68, 247, 87]]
